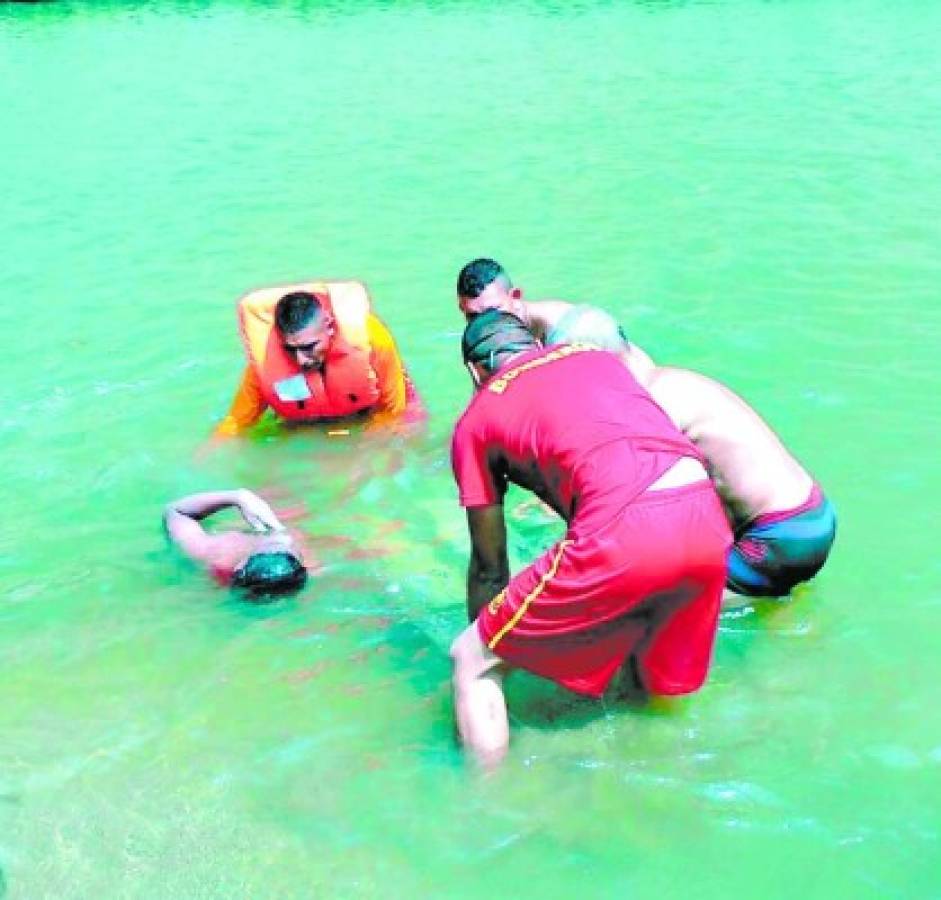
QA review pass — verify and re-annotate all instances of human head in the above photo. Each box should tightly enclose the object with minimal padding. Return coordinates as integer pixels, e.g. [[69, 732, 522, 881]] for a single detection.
[[456, 258, 523, 319], [546, 305, 629, 352], [231, 550, 307, 600], [461, 309, 538, 386], [274, 291, 335, 372]]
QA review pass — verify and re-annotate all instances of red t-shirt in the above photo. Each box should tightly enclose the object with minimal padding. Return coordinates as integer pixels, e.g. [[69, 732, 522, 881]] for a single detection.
[[451, 345, 702, 532]]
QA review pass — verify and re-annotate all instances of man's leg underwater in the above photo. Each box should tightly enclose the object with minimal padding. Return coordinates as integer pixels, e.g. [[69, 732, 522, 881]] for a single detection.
[[450, 623, 509, 767]]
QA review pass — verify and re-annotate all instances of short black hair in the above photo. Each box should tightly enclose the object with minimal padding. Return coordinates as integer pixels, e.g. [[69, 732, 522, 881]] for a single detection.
[[274, 291, 324, 335], [456, 258, 510, 300], [231, 551, 307, 600], [461, 309, 537, 374]]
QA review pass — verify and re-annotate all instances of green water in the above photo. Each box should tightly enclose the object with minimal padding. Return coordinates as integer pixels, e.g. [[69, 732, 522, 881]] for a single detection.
[[2, 0, 940, 896]]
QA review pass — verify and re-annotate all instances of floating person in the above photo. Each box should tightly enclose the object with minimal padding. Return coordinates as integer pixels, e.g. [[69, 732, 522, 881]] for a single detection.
[[546, 305, 837, 601], [449, 311, 731, 766], [455, 257, 656, 384], [164, 489, 309, 598], [215, 280, 424, 436]]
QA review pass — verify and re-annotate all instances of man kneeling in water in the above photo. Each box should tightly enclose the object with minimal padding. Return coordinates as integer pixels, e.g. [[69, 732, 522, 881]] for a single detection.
[[548, 306, 837, 601], [164, 489, 308, 598]]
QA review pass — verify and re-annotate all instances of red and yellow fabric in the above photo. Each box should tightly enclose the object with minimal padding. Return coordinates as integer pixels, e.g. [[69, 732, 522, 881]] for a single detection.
[[476, 481, 730, 698], [451, 346, 728, 697]]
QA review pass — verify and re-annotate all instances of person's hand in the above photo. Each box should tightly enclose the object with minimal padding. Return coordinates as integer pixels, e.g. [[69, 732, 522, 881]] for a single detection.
[[236, 489, 285, 533]]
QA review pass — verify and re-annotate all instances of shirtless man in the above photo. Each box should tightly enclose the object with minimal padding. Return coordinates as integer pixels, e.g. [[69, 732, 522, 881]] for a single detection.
[[164, 489, 309, 598], [547, 306, 837, 599]]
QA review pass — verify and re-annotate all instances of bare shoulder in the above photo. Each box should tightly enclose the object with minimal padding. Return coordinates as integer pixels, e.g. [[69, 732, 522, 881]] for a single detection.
[[165, 512, 248, 568], [525, 299, 575, 330], [647, 366, 726, 417], [651, 366, 766, 422], [652, 366, 727, 394], [623, 342, 656, 384]]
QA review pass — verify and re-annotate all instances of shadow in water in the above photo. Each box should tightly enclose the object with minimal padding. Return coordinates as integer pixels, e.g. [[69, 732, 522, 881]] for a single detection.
[[504, 665, 672, 735], [383, 619, 452, 689], [717, 583, 818, 662]]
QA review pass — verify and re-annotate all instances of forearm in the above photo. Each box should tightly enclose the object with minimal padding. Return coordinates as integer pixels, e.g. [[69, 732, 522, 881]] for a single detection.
[[163, 491, 247, 560], [466, 559, 509, 622], [214, 365, 266, 436], [165, 490, 245, 522]]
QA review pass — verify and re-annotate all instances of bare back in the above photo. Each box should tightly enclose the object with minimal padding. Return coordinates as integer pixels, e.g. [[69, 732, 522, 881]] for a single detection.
[[644, 366, 813, 524]]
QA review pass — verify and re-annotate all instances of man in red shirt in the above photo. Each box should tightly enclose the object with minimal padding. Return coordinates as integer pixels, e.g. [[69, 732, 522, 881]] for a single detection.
[[450, 311, 732, 766]]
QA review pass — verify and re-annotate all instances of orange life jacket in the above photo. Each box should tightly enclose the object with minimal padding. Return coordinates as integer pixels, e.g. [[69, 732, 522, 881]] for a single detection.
[[237, 280, 379, 421]]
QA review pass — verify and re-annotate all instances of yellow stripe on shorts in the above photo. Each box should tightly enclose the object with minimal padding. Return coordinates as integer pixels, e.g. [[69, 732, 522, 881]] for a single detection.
[[487, 540, 574, 650]]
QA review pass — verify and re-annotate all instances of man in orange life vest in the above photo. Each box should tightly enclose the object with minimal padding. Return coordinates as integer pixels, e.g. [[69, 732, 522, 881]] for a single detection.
[[215, 280, 422, 436]]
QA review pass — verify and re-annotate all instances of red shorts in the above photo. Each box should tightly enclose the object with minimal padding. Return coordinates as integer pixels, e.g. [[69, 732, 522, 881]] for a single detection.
[[477, 481, 732, 698]]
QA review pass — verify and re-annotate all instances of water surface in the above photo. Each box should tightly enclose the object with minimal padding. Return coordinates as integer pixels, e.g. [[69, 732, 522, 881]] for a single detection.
[[2, 0, 940, 896]]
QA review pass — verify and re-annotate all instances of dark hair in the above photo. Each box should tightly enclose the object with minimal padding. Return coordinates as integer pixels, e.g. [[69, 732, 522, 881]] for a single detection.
[[231, 551, 307, 600], [456, 258, 510, 300], [461, 309, 537, 373], [274, 291, 324, 335]]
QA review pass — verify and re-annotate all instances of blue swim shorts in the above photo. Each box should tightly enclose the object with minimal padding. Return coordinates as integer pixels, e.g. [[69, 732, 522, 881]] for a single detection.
[[726, 484, 836, 597]]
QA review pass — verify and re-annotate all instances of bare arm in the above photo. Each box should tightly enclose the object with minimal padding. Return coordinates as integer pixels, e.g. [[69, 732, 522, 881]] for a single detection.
[[521, 299, 575, 340], [164, 489, 285, 561], [466, 505, 510, 622], [643, 366, 706, 433], [622, 342, 656, 386]]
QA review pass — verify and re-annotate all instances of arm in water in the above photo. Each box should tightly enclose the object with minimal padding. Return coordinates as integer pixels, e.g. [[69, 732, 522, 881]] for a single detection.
[[213, 365, 268, 437], [465, 504, 510, 622], [164, 489, 286, 561], [366, 313, 427, 431]]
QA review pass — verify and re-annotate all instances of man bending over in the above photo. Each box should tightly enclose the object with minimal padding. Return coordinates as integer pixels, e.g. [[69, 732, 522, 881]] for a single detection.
[[449, 311, 731, 766], [548, 306, 836, 599]]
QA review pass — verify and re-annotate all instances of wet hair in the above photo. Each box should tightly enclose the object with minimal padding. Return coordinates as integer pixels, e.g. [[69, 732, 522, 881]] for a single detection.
[[456, 258, 511, 300], [274, 291, 324, 335], [231, 551, 307, 600], [546, 305, 629, 350], [461, 309, 537, 374]]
